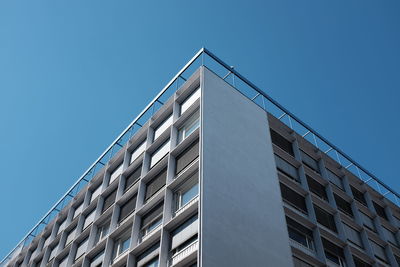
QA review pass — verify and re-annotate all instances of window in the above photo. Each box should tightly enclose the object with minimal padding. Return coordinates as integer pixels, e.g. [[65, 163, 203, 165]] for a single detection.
[[176, 179, 199, 211], [48, 244, 58, 262], [113, 234, 131, 260], [350, 186, 367, 206], [73, 202, 84, 219], [90, 184, 102, 203], [383, 227, 398, 247], [360, 212, 376, 232], [83, 209, 96, 230], [373, 202, 388, 221], [307, 175, 328, 200], [326, 170, 344, 190], [94, 221, 110, 244], [43, 235, 51, 249], [102, 189, 117, 213], [300, 151, 320, 173], [275, 155, 299, 182], [58, 255, 68, 267], [140, 203, 164, 240], [75, 237, 89, 261], [153, 114, 173, 141], [125, 165, 141, 191], [286, 217, 314, 250], [118, 195, 137, 223], [150, 140, 170, 168], [322, 238, 345, 266], [343, 223, 363, 248], [279, 183, 307, 214], [353, 256, 372, 267], [178, 110, 200, 144], [270, 129, 294, 156], [334, 194, 353, 217], [171, 234, 198, 258], [180, 87, 200, 115], [130, 141, 146, 164], [314, 206, 337, 232], [370, 240, 387, 262], [109, 164, 123, 184], [143, 257, 159, 267], [175, 140, 199, 175], [89, 250, 104, 267], [57, 219, 67, 235], [65, 227, 76, 247], [145, 169, 167, 201], [137, 243, 159, 266], [171, 215, 198, 254]]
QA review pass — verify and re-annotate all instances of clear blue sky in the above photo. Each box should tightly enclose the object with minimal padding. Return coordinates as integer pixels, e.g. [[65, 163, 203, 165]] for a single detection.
[[1, 0, 399, 258]]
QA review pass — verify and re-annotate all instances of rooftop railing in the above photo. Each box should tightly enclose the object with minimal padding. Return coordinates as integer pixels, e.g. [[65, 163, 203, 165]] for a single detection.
[[1, 47, 399, 266]]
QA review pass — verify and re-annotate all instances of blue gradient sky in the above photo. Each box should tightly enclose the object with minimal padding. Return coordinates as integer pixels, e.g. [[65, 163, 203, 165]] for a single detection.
[[1, 0, 399, 258]]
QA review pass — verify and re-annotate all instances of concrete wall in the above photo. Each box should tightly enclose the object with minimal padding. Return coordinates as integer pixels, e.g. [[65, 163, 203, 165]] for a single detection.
[[199, 67, 293, 267]]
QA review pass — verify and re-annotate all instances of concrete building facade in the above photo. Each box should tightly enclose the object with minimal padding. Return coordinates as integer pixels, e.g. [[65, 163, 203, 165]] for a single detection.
[[2, 49, 400, 267]]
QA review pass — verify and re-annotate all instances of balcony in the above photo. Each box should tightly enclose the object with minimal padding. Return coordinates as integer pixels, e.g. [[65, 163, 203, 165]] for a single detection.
[[168, 240, 198, 267]]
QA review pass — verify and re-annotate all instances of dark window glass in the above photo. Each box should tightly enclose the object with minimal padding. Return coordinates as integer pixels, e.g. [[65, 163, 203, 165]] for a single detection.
[[275, 155, 299, 182], [286, 217, 314, 249], [353, 256, 372, 267], [141, 202, 164, 227], [334, 194, 353, 217], [102, 189, 117, 213], [350, 186, 367, 206], [300, 151, 320, 174], [373, 202, 388, 221], [360, 212, 376, 232], [175, 140, 199, 175], [118, 195, 137, 222], [280, 183, 307, 214], [145, 168, 167, 201], [270, 129, 294, 156], [326, 170, 344, 190], [306, 175, 328, 200], [314, 206, 337, 232], [125, 165, 141, 191], [293, 257, 313, 267], [322, 238, 344, 264]]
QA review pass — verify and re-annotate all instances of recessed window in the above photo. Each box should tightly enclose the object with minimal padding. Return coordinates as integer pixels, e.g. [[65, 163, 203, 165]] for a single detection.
[[109, 164, 123, 184], [94, 221, 110, 244], [300, 150, 320, 174], [113, 232, 131, 261], [383, 227, 398, 247], [83, 209, 96, 230], [322, 238, 345, 266], [334, 194, 353, 217], [102, 189, 117, 213], [43, 235, 51, 249], [314, 206, 337, 232], [178, 110, 200, 144], [306, 175, 328, 201], [90, 184, 102, 203], [180, 87, 200, 115], [118, 195, 137, 224], [270, 129, 294, 156], [370, 240, 388, 263], [58, 255, 68, 267], [89, 250, 104, 267], [140, 202, 164, 241], [171, 215, 198, 259], [74, 237, 89, 262], [280, 183, 307, 214], [73, 202, 84, 219], [343, 223, 363, 248], [65, 227, 76, 247], [143, 257, 159, 267], [175, 140, 199, 175], [154, 114, 173, 141], [56, 219, 67, 235], [150, 140, 170, 168], [350, 186, 367, 206], [145, 169, 167, 201], [275, 155, 299, 182], [353, 256, 372, 267], [373, 202, 388, 221], [130, 141, 146, 165], [326, 170, 344, 190], [175, 176, 199, 212], [125, 165, 141, 191], [293, 257, 313, 267], [286, 217, 314, 250], [360, 212, 376, 232], [48, 243, 58, 262]]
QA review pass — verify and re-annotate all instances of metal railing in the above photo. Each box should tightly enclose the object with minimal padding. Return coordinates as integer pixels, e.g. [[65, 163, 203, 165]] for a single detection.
[[2, 47, 399, 266], [168, 240, 198, 266]]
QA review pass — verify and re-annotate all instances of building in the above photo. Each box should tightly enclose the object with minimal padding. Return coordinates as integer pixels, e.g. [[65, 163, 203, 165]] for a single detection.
[[2, 48, 400, 267]]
